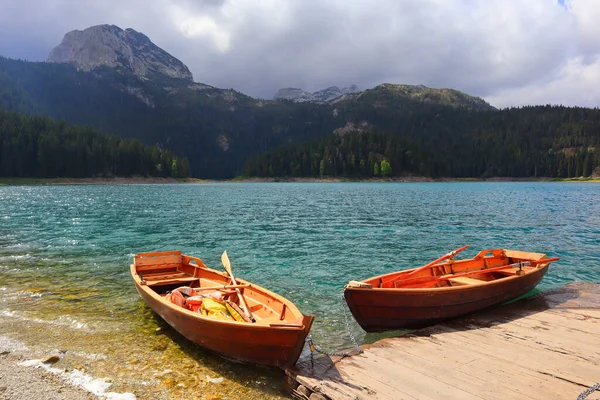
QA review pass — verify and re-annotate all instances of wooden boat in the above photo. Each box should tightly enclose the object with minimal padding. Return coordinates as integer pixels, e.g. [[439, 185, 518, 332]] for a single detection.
[[344, 247, 559, 332], [130, 250, 314, 367]]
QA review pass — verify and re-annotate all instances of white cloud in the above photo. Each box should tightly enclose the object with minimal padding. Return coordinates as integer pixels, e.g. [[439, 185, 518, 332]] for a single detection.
[[168, 4, 231, 52], [487, 55, 600, 108]]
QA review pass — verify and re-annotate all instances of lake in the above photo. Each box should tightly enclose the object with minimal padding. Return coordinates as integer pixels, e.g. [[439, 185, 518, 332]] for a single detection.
[[1, 182, 598, 399]]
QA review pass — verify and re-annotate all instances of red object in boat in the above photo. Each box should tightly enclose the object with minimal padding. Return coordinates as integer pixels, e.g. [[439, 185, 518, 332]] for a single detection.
[[131, 250, 314, 367]]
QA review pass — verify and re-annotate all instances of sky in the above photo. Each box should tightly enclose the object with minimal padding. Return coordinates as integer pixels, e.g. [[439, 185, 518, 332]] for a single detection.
[[1, 0, 599, 108]]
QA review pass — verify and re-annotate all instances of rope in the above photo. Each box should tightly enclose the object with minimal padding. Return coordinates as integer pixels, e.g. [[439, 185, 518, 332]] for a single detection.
[[306, 293, 363, 361], [578, 383, 600, 400]]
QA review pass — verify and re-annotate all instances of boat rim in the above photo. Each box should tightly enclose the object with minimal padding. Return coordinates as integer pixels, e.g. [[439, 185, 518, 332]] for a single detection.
[[130, 263, 309, 330], [345, 263, 552, 293]]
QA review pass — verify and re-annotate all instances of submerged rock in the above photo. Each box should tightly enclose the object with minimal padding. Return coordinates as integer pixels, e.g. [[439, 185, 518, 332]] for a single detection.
[[206, 375, 223, 384], [43, 355, 60, 364]]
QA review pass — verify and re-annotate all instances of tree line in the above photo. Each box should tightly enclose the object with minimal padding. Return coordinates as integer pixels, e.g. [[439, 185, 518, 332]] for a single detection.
[[243, 111, 600, 180], [0, 106, 190, 178], [243, 131, 440, 178], [1, 57, 600, 179]]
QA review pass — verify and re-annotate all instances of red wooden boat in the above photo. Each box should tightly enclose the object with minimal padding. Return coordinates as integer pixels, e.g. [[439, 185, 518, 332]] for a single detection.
[[130, 250, 314, 367], [344, 247, 559, 332]]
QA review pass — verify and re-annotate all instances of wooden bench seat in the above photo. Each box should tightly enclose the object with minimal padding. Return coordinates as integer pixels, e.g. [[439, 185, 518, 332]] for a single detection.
[[493, 266, 533, 276], [143, 271, 187, 280], [448, 276, 485, 285], [142, 271, 198, 287]]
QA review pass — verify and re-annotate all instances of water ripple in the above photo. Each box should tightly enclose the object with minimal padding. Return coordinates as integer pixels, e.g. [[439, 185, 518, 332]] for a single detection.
[[0, 182, 599, 395]]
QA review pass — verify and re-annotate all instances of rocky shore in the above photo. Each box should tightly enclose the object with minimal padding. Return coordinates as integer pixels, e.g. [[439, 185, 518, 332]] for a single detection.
[[0, 351, 100, 400]]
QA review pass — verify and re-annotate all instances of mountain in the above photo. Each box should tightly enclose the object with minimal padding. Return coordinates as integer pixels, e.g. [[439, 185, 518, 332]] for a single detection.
[[0, 55, 329, 179], [0, 25, 598, 180], [312, 85, 361, 103], [273, 88, 316, 103], [274, 85, 362, 103], [273, 84, 493, 111], [358, 84, 495, 111], [47, 24, 193, 81], [0, 106, 189, 178]]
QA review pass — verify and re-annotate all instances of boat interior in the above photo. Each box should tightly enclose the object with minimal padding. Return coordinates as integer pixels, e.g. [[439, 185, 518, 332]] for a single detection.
[[363, 249, 550, 289], [133, 251, 303, 326]]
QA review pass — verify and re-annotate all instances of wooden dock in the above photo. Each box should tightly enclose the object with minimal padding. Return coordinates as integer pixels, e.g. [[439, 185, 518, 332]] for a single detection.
[[285, 282, 600, 400]]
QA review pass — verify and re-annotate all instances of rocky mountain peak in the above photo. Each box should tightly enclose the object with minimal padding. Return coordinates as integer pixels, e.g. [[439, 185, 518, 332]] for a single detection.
[[47, 24, 193, 81], [367, 84, 495, 110], [274, 85, 362, 104], [273, 88, 316, 103]]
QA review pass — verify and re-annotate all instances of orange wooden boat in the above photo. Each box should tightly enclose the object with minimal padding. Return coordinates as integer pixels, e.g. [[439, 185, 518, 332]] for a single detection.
[[344, 247, 559, 332], [130, 250, 314, 367]]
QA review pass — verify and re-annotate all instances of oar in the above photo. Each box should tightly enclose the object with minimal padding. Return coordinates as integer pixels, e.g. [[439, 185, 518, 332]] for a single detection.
[[194, 284, 251, 291], [394, 257, 560, 288], [221, 251, 255, 322], [382, 245, 469, 286]]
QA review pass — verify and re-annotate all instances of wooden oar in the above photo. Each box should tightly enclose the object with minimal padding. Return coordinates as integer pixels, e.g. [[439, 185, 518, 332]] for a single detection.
[[194, 284, 251, 291], [381, 245, 469, 286], [221, 251, 255, 322], [394, 258, 560, 288]]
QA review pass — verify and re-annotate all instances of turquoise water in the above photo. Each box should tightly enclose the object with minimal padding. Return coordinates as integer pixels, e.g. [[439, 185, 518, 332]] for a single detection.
[[1, 182, 599, 398]]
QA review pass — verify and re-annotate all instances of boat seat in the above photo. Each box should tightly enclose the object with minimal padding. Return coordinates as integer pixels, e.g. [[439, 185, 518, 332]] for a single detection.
[[494, 267, 533, 276], [143, 272, 199, 287], [145, 277, 198, 287], [448, 277, 485, 285]]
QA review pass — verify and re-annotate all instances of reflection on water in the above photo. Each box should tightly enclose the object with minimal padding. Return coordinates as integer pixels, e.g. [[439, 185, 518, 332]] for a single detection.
[[1, 182, 599, 398]]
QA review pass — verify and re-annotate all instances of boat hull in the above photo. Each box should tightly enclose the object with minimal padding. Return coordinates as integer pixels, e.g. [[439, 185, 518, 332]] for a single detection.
[[133, 279, 314, 367], [344, 264, 549, 332]]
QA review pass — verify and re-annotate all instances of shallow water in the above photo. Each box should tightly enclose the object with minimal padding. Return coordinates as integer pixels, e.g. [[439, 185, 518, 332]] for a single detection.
[[1, 182, 599, 398]]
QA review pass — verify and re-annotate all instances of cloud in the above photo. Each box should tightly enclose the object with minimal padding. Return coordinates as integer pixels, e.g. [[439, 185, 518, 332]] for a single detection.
[[487, 55, 600, 107], [0, 0, 599, 107]]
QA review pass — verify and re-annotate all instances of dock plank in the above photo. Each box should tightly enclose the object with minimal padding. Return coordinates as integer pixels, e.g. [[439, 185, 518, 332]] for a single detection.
[[286, 282, 600, 400]]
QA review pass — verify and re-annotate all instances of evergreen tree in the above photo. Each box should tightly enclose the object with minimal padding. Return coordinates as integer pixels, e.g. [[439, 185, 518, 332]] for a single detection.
[[0, 106, 190, 178], [381, 160, 392, 177]]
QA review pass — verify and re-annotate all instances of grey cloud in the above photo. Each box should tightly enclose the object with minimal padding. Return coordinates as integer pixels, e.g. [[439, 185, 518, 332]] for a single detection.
[[0, 0, 598, 107]]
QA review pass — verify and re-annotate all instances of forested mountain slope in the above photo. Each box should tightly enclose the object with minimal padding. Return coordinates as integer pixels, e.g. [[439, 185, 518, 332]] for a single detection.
[[1, 55, 598, 179], [0, 106, 189, 178]]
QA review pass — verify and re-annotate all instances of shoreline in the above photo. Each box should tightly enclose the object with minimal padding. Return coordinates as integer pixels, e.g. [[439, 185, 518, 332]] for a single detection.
[[0, 177, 214, 186], [232, 176, 598, 183], [0, 345, 102, 400], [0, 176, 599, 186]]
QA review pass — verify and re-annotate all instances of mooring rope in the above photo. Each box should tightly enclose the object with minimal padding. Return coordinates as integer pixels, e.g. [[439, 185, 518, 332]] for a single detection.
[[306, 293, 363, 361], [577, 382, 600, 400]]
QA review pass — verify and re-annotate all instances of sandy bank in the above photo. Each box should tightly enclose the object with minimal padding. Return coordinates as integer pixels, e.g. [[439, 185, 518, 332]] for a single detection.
[[0, 351, 100, 400]]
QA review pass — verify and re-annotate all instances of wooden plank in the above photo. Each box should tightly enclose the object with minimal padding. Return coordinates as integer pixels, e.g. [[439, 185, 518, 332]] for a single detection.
[[401, 328, 594, 396], [134, 251, 182, 267], [287, 283, 600, 400], [482, 314, 600, 356], [292, 358, 374, 400], [182, 255, 208, 268], [548, 308, 600, 319], [344, 351, 484, 400], [143, 272, 188, 281], [145, 277, 198, 287], [422, 324, 599, 384], [368, 343, 532, 400], [445, 320, 600, 362], [136, 263, 180, 272], [389, 339, 582, 399], [448, 276, 485, 285]]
